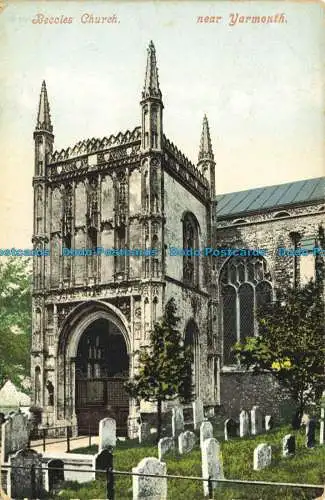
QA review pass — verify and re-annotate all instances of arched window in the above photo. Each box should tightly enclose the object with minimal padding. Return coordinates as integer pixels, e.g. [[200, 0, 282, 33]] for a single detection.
[[184, 320, 199, 401], [220, 256, 273, 366], [182, 213, 199, 287]]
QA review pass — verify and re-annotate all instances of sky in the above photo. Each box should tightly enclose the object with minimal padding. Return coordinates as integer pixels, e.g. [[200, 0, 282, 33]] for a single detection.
[[0, 1, 324, 248]]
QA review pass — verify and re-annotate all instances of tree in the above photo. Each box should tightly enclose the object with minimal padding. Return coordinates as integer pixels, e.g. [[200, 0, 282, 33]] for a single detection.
[[0, 257, 32, 390], [124, 298, 193, 442], [234, 276, 325, 417]]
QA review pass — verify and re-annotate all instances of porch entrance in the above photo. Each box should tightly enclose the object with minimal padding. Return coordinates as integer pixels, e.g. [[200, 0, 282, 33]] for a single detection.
[[75, 318, 129, 435]]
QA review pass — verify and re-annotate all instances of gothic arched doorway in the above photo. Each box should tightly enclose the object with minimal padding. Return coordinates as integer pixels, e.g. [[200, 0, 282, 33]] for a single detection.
[[75, 318, 129, 435]]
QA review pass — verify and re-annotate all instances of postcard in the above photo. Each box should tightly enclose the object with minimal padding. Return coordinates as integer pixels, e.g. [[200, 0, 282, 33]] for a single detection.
[[0, 1, 324, 499]]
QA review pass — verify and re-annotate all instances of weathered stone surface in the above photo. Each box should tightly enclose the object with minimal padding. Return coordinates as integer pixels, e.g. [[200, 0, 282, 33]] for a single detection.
[[8, 448, 43, 499], [200, 419, 213, 449], [178, 431, 196, 454], [171, 406, 184, 438], [306, 417, 317, 449], [239, 410, 250, 437], [192, 399, 204, 431], [251, 406, 263, 435], [282, 434, 295, 457], [132, 457, 167, 499], [99, 417, 116, 451], [224, 418, 237, 440], [44, 458, 64, 492], [158, 437, 175, 461], [320, 407, 325, 446], [265, 415, 274, 431], [43, 451, 93, 483], [201, 438, 224, 496], [139, 422, 150, 444], [1, 411, 29, 462], [253, 443, 272, 470]]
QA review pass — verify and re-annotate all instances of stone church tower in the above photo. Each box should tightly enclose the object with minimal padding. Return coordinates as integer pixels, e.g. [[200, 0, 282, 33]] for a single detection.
[[31, 42, 218, 433]]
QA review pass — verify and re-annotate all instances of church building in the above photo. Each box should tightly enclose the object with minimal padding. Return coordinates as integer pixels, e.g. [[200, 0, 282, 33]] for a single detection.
[[31, 41, 324, 433]]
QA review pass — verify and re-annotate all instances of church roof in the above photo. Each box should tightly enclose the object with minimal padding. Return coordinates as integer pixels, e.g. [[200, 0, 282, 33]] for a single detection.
[[215, 177, 325, 218]]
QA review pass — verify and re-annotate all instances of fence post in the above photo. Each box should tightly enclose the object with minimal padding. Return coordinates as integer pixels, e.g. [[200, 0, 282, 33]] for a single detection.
[[106, 447, 115, 500], [42, 428, 46, 452], [208, 475, 213, 499], [88, 423, 91, 448], [30, 463, 36, 498], [66, 425, 71, 453]]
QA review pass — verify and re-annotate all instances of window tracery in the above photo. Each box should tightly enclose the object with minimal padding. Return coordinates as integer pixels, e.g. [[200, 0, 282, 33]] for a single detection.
[[182, 213, 199, 287], [220, 256, 272, 365]]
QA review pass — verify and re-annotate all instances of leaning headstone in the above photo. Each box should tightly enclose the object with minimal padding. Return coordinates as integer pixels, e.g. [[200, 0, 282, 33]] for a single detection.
[[132, 457, 167, 500], [251, 406, 263, 435], [306, 417, 316, 449], [158, 437, 175, 460], [138, 422, 150, 444], [172, 406, 184, 437], [200, 419, 213, 449], [99, 417, 116, 451], [178, 431, 196, 454], [44, 458, 64, 492], [253, 443, 272, 470], [193, 398, 204, 430], [224, 418, 237, 440], [93, 448, 113, 479], [239, 410, 250, 437], [265, 415, 274, 432], [1, 411, 29, 462], [8, 448, 43, 499], [201, 438, 224, 496], [282, 434, 296, 457]]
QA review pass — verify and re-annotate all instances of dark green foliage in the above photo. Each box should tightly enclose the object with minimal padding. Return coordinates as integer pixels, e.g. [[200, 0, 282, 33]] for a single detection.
[[0, 257, 32, 390], [124, 298, 193, 441], [234, 274, 325, 414]]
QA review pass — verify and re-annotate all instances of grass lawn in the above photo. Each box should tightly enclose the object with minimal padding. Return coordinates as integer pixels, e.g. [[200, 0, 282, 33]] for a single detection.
[[55, 426, 325, 499]]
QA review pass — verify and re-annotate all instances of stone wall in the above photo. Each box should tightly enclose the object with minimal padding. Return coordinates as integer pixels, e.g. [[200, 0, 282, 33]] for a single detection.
[[219, 371, 294, 421]]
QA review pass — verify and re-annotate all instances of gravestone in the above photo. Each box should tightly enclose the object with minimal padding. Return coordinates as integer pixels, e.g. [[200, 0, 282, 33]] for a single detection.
[[291, 409, 302, 430], [306, 417, 316, 449], [158, 437, 175, 460], [200, 419, 213, 449], [93, 448, 113, 479], [224, 418, 237, 440], [99, 417, 116, 451], [201, 438, 224, 497], [132, 457, 167, 500], [192, 398, 204, 430], [253, 443, 272, 470], [44, 458, 64, 492], [171, 406, 184, 438], [320, 391, 325, 446], [265, 415, 274, 432], [251, 406, 263, 435], [8, 448, 43, 499], [178, 431, 196, 454], [1, 411, 29, 462], [282, 434, 295, 457], [239, 410, 250, 437], [138, 422, 150, 444]]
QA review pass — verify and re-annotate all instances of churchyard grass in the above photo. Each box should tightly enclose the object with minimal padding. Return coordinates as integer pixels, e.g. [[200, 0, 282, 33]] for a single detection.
[[55, 426, 325, 499]]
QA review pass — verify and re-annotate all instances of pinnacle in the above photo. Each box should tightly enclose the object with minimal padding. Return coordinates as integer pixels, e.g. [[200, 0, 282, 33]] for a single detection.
[[35, 80, 53, 133], [198, 114, 214, 163], [142, 41, 162, 100]]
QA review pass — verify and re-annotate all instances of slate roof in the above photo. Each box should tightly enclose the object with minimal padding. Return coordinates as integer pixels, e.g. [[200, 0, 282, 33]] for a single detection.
[[215, 177, 325, 218]]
